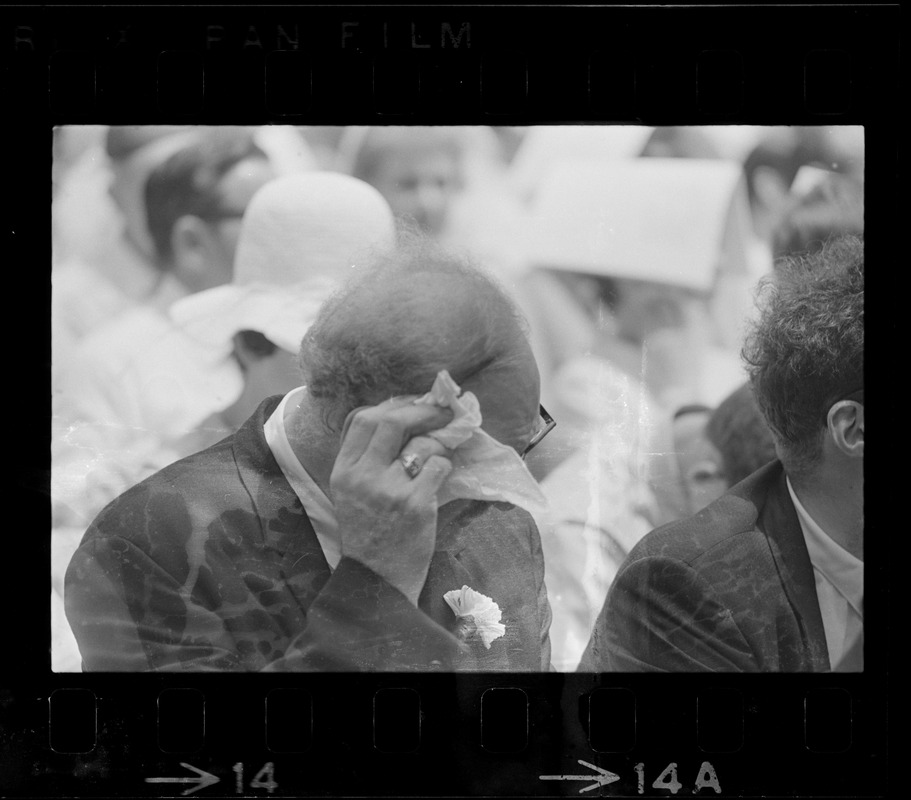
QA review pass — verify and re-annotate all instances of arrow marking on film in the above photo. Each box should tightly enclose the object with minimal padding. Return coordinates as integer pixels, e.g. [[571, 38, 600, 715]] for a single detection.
[[540, 759, 621, 793], [145, 762, 221, 796]]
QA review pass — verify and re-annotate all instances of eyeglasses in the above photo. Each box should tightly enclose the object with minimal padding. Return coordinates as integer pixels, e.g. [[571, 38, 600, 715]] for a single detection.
[[196, 208, 247, 224], [522, 404, 556, 459]]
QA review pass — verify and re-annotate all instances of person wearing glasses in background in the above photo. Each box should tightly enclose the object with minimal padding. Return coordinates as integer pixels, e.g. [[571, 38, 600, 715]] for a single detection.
[[65, 236, 555, 673], [53, 130, 277, 532], [579, 235, 864, 672], [51, 129, 277, 671]]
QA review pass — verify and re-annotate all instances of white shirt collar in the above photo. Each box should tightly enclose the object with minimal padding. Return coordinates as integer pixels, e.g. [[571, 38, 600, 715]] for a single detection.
[[263, 386, 341, 570], [786, 476, 863, 616]]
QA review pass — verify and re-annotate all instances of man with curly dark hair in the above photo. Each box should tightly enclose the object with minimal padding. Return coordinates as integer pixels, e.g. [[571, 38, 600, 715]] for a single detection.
[[579, 235, 863, 672]]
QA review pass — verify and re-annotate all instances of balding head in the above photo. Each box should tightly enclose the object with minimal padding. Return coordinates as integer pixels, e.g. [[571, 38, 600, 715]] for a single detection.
[[300, 237, 540, 451]]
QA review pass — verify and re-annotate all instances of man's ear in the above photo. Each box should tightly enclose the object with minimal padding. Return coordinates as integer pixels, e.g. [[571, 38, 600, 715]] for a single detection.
[[828, 399, 864, 458]]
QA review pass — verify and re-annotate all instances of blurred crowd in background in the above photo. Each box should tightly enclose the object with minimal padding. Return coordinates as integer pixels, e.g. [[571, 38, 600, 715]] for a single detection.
[[50, 124, 864, 671]]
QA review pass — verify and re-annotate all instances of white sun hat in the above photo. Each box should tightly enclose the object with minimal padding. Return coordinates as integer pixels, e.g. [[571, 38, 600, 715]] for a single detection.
[[527, 157, 751, 291], [170, 171, 396, 355]]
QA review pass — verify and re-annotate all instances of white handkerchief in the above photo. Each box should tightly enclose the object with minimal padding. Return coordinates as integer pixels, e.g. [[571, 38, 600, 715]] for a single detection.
[[414, 371, 549, 517]]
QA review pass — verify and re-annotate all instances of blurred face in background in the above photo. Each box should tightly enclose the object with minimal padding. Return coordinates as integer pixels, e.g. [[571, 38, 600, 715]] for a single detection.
[[368, 147, 463, 238], [612, 278, 701, 345], [170, 155, 276, 293], [106, 128, 199, 261], [672, 408, 728, 515]]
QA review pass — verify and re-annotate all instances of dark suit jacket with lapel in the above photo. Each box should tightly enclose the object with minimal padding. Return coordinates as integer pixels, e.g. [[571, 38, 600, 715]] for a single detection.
[[65, 397, 552, 672], [577, 460, 831, 672]]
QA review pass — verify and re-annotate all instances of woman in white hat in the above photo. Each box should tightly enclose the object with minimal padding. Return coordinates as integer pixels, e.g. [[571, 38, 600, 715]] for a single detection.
[[169, 171, 397, 456], [53, 132, 277, 535]]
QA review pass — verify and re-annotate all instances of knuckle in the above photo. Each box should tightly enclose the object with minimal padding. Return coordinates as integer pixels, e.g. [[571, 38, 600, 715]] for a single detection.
[[384, 480, 409, 504], [330, 472, 356, 495], [405, 435, 445, 459], [353, 405, 379, 424], [418, 406, 451, 428], [386, 395, 420, 408], [376, 416, 404, 437], [402, 494, 426, 517], [425, 454, 454, 472], [346, 410, 374, 435]]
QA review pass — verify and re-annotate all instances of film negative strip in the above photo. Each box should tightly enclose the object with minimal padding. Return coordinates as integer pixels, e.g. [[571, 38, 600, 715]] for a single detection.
[[3, 2, 897, 798]]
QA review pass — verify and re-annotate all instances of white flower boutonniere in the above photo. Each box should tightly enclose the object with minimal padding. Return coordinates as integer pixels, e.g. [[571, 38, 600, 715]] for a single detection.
[[443, 585, 506, 649]]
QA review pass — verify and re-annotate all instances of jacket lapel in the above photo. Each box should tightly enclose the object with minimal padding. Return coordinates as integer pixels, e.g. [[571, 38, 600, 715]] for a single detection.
[[424, 501, 526, 671], [760, 466, 831, 671], [418, 549, 478, 670], [231, 397, 332, 622]]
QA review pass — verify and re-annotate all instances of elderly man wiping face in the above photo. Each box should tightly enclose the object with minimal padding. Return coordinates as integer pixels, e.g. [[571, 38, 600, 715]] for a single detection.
[[288, 241, 547, 603], [66, 235, 553, 673], [297, 244, 542, 452]]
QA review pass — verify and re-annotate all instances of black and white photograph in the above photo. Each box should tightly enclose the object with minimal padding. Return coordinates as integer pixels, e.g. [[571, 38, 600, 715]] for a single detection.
[[50, 123, 865, 675]]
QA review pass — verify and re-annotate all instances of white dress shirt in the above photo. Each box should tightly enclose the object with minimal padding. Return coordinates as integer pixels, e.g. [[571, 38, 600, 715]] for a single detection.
[[787, 478, 863, 671], [264, 387, 341, 570]]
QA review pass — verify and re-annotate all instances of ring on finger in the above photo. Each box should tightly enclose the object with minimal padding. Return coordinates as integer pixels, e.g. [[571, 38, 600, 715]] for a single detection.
[[400, 452, 423, 479]]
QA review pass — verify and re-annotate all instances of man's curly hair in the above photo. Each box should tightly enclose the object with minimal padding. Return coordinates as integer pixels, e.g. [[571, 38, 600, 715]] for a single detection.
[[742, 235, 863, 476]]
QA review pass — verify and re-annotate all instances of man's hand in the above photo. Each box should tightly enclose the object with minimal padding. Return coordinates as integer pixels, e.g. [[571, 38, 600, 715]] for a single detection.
[[330, 398, 455, 605]]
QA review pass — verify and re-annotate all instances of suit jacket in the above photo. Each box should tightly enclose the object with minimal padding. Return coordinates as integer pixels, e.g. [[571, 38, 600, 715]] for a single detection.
[[65, 397, 552, 672], [577, 460, 831, 672]]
